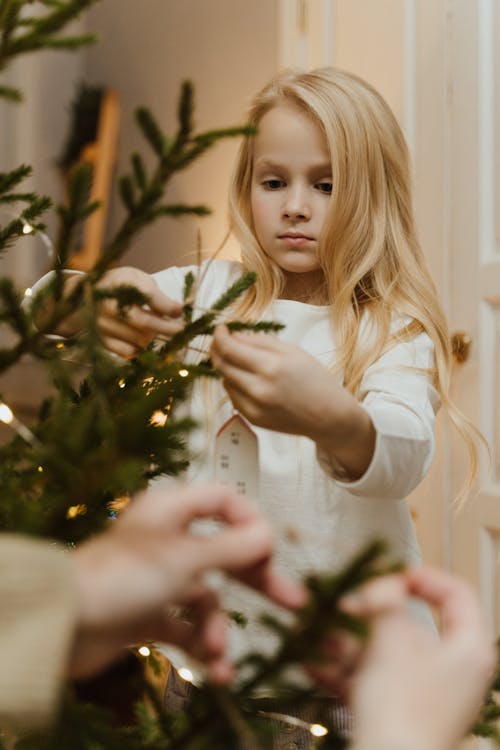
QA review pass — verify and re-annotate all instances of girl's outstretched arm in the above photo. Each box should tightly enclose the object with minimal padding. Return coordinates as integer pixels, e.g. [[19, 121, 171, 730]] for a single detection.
[[210, 325, 376, 480]]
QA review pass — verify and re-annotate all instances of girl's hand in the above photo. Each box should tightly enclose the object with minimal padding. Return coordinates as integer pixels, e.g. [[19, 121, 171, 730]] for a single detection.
[[94, 267, 184, 358], [211, 325, 341, 436], [210, 325, 375, 478], [59, 267, 184, 358]]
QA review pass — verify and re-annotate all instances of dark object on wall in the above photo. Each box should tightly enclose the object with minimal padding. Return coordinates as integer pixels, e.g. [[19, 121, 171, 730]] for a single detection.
[[58, 84, 105, 171], [58, 83, 121, 270]]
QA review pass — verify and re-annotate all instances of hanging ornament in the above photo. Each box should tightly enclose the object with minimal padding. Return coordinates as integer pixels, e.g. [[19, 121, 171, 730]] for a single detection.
[[214, 412, 259, 498]]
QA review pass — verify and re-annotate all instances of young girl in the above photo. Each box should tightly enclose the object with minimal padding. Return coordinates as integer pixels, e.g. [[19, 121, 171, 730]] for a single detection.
[[50, 67, 480, 746]]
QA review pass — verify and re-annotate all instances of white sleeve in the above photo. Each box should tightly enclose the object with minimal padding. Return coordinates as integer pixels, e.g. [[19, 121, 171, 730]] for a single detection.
[[152, 265, 191, 301], [317, 331, 440, 499]]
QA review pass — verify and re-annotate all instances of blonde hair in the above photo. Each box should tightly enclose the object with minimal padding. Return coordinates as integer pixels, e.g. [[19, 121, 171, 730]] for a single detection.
[[228, 66, 484, 500]]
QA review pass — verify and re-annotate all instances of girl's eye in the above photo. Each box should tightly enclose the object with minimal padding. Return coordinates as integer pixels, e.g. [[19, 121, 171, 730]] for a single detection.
[[315, 181, 333, 194], [262, 179, 285, 190]]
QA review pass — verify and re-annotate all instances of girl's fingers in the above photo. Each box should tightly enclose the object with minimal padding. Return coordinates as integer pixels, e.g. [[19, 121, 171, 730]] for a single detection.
[[99, 316, 153, 348], [211, 326, 269, 374], [231, 329, 288, 351], [214, 359, 260, 395], [101, 336, 139, 359], [221, 381, 263, 421], [146, 287, 183, 318], [118, 305, 185, 337]]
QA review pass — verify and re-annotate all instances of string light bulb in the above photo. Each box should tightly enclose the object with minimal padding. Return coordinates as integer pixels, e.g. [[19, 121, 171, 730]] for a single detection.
[[108, 495, 130, 513], [66, 504, 87, 519], [150, 410, 168, 427], [256, 710, 329, 737], [0, 402, 38, 444], [24, 287, 33, 298], [178, 368, 189, 378], [310, 723, 328, 737], [22, 223, 34, 235], [0, 403, 14, 424], [177, 667, 194, 683], [138, 646, 150, 657]]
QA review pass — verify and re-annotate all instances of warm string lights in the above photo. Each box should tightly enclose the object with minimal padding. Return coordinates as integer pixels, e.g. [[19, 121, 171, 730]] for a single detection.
[[173, 667, 329, 739], [177, 666, 194, 683], [256, 710, 328, 739], [0, 401, 39, 445], [2, 204, 53, 256], [117, 370, 190, 428], [150, 410, 168, 427], [66, 503, 87, 520]]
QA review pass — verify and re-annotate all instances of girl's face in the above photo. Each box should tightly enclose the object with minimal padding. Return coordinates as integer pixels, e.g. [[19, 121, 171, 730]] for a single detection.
[[250, 102, 332, 301]]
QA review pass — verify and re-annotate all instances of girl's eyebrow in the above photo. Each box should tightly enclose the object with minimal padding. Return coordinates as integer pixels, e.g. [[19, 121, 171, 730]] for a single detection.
[[254, 158, 332, 174], [253, 158, 285, 172]]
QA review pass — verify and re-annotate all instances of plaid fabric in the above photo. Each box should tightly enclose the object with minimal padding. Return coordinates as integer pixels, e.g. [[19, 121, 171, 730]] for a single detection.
[[164, 667, 353, 749]]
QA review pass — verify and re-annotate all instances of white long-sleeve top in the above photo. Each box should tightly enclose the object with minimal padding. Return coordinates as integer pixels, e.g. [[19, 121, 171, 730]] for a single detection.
[[153, 260, 439, 677]]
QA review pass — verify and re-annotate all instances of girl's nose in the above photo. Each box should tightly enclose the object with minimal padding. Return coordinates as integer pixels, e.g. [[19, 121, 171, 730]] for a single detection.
[[282, 187, 311, 220]]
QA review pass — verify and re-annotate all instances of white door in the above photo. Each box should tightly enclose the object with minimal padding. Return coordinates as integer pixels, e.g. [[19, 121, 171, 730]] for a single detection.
[[447, 0, 500, 645]]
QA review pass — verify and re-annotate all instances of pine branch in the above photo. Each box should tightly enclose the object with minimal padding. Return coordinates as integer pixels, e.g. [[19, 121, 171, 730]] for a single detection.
[[0, 0, 100, 83], [158, 271, 258, 357], [0, 163, 32, 193], [90, 87, 254, 275], [54, 162, 99, 268], [0, 82, 20, 100], [226, 321, 285, 333], [471, 639, 500, 742]]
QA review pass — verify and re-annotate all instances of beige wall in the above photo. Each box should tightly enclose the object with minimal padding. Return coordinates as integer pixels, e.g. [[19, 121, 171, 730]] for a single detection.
[[333, 0, 406, 125], [84, 0, 278, 273]]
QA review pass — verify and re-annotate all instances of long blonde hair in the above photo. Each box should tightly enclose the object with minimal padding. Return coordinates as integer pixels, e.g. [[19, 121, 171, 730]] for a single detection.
[[228, 66, 484, 499]]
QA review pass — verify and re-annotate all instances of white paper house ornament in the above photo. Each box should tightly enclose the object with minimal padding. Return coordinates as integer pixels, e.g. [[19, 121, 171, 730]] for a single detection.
[[214, 413, 259, 499]]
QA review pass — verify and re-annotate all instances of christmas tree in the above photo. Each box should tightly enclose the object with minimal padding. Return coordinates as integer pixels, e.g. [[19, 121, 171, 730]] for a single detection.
[[0, 2, 499, 748]]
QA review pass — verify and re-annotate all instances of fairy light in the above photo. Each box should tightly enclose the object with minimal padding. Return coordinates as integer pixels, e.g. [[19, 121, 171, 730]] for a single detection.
[[0, 403, 13, 424], [142, 375, 155, 396], [108, 495, 130, 513], [256, 711, 329, 737], [118, 378, 126, 389], [22, 223, 34, 235], [177, 667, 194, 683], [37, 465, 43, 473], [138, 646, 150, 657], [310, 724, 328, 737], [66, 504, 87, 519], [24, 287, 33, 298], [150, 410, 168, 427], [178, 368, 189, 378], [0, 401, 38, 444]]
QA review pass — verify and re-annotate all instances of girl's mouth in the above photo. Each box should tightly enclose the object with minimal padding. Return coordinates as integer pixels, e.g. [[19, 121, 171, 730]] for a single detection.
[[278, 233, 314, 245]]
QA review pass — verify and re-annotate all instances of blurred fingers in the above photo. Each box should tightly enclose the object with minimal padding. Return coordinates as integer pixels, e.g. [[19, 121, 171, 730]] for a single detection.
[[101, 336, 139, 359], [339, 574, 407, 618]]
